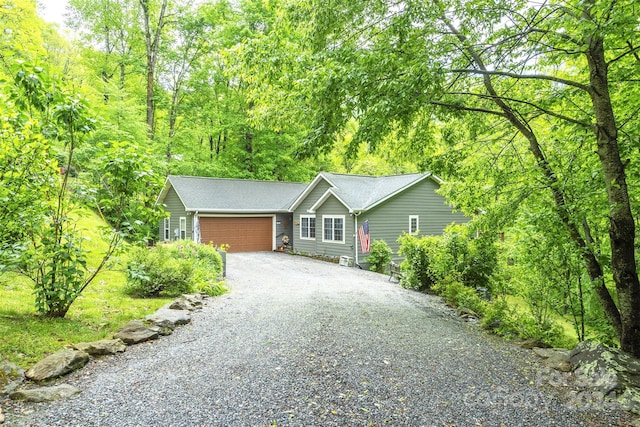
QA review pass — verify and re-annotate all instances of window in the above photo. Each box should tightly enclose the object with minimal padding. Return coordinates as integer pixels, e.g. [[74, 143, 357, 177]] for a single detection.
[[323, 215, 345, 243], [163, 217, 171, 241], [409, 215, 419, 234], [300, 215, 316, 239], [179, 217, 187, 240]]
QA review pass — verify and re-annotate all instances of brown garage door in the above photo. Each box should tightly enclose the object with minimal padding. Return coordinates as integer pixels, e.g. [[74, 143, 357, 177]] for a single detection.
[[199, 217, 273, 253]]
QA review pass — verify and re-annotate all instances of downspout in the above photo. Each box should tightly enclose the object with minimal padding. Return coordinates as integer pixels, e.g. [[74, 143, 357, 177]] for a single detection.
[[354, 211, 361, 266], [193, 211, 199, 243]]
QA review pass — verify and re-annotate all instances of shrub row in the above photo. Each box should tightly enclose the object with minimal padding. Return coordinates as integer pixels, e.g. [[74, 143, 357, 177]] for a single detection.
[[391, 225, 567, 348]]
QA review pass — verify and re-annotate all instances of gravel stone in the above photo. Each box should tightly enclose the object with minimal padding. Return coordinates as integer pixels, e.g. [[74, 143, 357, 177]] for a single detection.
[[3, 252, 633, 426]]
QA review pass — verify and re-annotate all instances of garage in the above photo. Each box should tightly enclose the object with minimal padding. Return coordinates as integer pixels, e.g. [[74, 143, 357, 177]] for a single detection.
[[199, 216, 273, 253]]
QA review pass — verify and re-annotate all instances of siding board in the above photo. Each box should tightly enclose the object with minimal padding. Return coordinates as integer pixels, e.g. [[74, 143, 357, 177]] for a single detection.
[[159, 187, 191, 241], [357, 178, 468, 263]]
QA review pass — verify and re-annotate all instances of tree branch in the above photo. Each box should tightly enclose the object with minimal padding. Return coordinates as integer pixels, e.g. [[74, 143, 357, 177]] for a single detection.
[[608, 42, 640, 65], [427, 100, 507, 117], [449, 68, 591, 92], [448, 91, 594, 129]]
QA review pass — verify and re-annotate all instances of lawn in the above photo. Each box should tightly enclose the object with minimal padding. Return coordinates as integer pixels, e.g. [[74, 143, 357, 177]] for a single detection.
[[0, 208, 171, 369]]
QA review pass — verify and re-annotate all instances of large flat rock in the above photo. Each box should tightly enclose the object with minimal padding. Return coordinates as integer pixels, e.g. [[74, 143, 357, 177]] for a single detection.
[[10, 384, 81, 402], [145, 308, 191, 328], [72, 339, 127, 356], [114, 320, 159, 345], [25, 349, 89, 382]]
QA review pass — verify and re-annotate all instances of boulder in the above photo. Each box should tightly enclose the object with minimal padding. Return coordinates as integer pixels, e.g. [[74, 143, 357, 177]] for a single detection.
[[570, 341, 640, 394], [145, 308, 191, 329], [168, 294, 204, 311], [9, 384, 81, 402], [113, 320, 159, 345], [0, 360, 24, 395], [72, 339, 126, 356], [25, 349, 89, 382], [532, 347, 572, 372], [570, 341, 640, 414]]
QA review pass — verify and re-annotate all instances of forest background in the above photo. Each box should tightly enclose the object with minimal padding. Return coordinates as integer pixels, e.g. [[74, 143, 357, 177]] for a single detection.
[[0, 0, 638, 359]]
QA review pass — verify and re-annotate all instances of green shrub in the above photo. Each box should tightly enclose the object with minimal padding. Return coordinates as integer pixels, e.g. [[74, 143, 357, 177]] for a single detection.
[[462, 233, 498, 291], [480, 298, 512, 332], [512, 311, 565, 346], [434, 277, 487, 316], [397, 233, 441, 290], [479, 299, 566, 347], [433, 224, 499, 292], [367, 240, 392, 273], [198, 281, 228, 297], [125, 241, 223, 298]]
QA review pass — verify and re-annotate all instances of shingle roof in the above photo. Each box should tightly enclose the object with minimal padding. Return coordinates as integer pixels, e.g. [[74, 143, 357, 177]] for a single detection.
[[290, 171, 442, 213], [159, 175, 308, 213], [321, 172, 432, 211]]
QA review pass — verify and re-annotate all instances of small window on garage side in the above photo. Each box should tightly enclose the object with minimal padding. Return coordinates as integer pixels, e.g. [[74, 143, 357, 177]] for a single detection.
[[300, 215, 316, 239], [163, 216, 171, 241], [179, 217, 187, 239], [409, 215, 419, 234], [323, 215, 344, 243]]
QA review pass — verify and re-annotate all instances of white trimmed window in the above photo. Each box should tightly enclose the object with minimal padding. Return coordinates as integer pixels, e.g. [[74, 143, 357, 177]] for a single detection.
[[323, 215, 345, 243], [179, 217, 187, 240], [300, 215, 316, 240], [163, 217, 171, 241], [409, 215, 419, 234]]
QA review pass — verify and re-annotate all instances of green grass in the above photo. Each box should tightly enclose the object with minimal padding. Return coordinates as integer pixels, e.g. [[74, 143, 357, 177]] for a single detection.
[[504, 294, 581, 349], [0, 208, 171, 369]]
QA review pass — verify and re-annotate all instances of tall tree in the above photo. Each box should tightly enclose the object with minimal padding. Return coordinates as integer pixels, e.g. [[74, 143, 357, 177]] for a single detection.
[[139, 0, 169, 140], [67, 0, 143, 94]]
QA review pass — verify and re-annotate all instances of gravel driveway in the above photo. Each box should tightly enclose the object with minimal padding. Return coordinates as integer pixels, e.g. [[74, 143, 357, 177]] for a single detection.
[[7, 252, 630, 426]]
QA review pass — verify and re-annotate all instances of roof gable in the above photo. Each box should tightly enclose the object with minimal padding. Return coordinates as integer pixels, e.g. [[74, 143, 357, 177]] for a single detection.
[[292, 172, 442, 213], [158, 175, 307, 213]]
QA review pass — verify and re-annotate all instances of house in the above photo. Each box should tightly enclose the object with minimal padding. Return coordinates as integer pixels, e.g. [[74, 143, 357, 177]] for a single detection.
[[157, 172, 468, 263], [156, 175, 307, 252], [288, 172, 468, 266]]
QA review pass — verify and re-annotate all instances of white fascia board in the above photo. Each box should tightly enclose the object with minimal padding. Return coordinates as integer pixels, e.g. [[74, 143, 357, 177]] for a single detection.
[[155, 176, 173, 205], [158, 176, 193, 212], [288, 172, 336, 212], [308, 188, 353, 214]]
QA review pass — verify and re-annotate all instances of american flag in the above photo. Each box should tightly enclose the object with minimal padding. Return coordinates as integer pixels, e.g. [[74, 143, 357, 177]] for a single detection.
[[358, 220, 370, 253]]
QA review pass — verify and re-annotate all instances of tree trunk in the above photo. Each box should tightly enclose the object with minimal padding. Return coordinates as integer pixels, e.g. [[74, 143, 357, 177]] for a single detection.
[[586, 36, 640, 356], [139, 0, 168, 140]]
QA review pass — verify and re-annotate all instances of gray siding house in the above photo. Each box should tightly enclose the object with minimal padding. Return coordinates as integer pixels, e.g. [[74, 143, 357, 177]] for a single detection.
[[156, 176, 307, 252], [289, 172, 468, 266], [157, 172, 468, 261]]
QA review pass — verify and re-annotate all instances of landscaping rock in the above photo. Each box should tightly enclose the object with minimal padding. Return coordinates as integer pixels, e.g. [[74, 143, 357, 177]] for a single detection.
[[517, 338, 550, 349], [114, 320, 159, 345], [532, 347, 572, 372], [570, 341, 640, 414], [10, 384, 81, 402], [570, 341, 640, 394], [72, 339, 127, 356], [168, 294, 205, 311], [145, 308, 191, 329], [0, 361, 24, 395], [145, 321, 174, 336], [25, 349, 89, 382]]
